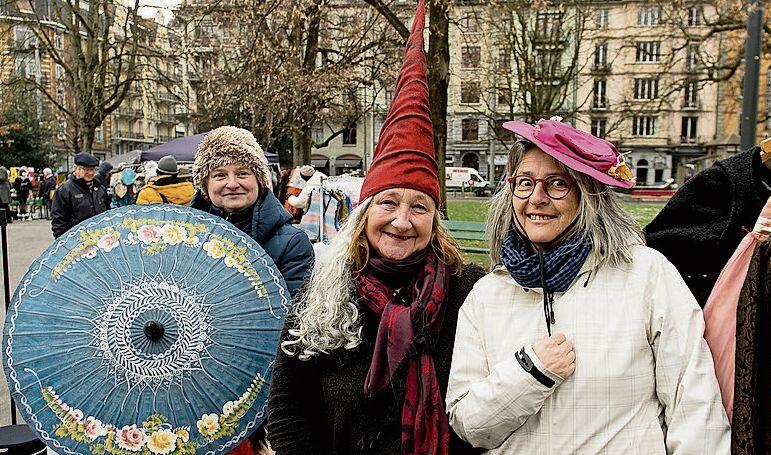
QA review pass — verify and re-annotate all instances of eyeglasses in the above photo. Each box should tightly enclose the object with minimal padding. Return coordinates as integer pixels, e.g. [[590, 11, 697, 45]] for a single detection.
[[506, 175, 573, 200]]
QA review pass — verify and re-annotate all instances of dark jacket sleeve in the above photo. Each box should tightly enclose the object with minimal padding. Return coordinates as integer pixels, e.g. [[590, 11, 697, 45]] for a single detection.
[[277, 232, 314, 299], [644, 165, 733, 305], [51, 186, 70, 238], [267, 321, 327, 455]]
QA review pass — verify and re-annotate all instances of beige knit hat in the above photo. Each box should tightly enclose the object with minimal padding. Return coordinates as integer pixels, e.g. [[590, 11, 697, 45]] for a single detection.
[[193, 126, 271, 194]]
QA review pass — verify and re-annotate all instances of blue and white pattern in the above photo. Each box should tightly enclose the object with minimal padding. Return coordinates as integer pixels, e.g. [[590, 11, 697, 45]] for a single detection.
[[500, 230, 592, 293], [3, 205, 290, 455]]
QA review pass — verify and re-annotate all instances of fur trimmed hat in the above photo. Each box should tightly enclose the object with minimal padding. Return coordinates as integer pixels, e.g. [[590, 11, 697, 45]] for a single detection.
[[193, 126, 271, 193]]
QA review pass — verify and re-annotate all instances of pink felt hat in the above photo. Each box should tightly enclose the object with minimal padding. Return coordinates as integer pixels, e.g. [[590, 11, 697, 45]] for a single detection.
[[502, 118, 635, 188]]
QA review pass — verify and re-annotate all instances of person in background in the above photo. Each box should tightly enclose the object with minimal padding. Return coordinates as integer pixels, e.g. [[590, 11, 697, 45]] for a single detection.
[[51, 152, 108, 238], [95, 161, 114, 209], [190, 125, 314, 455], [135, 155, 195, 205], [39, 168, 57, 220], [13, 169, 31, 221], [0, 166, 11, 224], [110, 166, 137, 208], [445, 118, 730, 453]]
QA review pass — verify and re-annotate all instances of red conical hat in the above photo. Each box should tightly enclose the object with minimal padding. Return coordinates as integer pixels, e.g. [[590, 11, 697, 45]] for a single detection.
[[360, 0, 439, 205]]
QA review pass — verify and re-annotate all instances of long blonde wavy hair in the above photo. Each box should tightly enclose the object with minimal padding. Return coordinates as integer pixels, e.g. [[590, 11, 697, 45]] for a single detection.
[[281, 197, 463, 360], [486, 141, 645, 269]]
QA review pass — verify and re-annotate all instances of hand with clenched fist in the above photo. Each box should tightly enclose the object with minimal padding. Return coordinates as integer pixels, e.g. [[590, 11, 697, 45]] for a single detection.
[[532, 332, 576, 379]]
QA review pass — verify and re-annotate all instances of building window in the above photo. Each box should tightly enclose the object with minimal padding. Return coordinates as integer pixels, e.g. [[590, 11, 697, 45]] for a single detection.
[[15, 55, 37, 78], [56, 87, 65, 106], [535, 12, 561, 40], [634, 78, 659, 100], [637, 6, 661, 26], [497, 49, 510, 70], [591, 117, 607, 138], [462, 119, 479, 141], [14, 25, 36, 49], [461, 81, 481, 104], [684, 81, 698, 108], [343, 125, 357, 145], [95, 126, 103, 142], [497, 86, 511, 106], [688, 6, 702, 26], [461, 14, 480, 33], [312, 125, 324, 144], [54, 32, 63, 50], [461, 46, 481, 68], [535, 50, 560, 78], [595, 8, 609, 29], [58, 117, 66, 140], [686, 42, 700, 69], [681, 116, 698, 142], [594, 42, 608, 67], [55, 64, 65, 79], [593, 79, 607, 109], [632, 116, 657, 136], [636, 41, 661, 62]]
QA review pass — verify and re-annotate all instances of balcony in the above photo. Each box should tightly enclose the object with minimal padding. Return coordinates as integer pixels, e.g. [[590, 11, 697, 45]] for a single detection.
[[114, 131, 150, 141], [591, 63, 611, 74], [117, 108, 143, 118], [157, 113, 176, 123]]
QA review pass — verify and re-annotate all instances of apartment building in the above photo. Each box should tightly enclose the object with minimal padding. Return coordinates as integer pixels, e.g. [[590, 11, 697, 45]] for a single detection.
[[312, 1, 760, 186]]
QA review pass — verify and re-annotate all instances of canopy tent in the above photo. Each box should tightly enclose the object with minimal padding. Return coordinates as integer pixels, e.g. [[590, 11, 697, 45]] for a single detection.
[[139, 133, 279, 164]]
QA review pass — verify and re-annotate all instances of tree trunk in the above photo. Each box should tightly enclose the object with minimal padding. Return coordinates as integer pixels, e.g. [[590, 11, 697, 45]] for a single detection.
[[427, 0, 450, 217], [292, 130, 313, 167]]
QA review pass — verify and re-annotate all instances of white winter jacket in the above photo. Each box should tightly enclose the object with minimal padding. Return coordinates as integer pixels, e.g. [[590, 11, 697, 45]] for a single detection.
[[447, 245, 730, 454]]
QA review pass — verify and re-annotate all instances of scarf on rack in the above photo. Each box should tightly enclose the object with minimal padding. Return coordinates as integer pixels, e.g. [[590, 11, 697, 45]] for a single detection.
[[500, 229, 592, 293], [356, 250, 450, 455]]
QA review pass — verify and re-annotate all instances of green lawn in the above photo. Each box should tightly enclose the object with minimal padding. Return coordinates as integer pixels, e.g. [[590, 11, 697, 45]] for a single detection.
[[446, 198, 666, 268]]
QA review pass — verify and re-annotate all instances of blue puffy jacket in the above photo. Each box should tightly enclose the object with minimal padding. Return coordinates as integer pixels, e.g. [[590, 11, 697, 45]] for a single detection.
[[191, 190, 314, 298]]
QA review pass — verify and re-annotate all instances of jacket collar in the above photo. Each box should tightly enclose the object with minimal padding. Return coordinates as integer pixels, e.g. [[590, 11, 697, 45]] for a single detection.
[[492, 249, 599, 293], [190, 190, 292, 244]]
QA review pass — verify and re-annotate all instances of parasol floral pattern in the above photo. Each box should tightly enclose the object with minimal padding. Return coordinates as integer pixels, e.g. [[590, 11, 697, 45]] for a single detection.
[[50, 218, 268, 296], [42, 375, 264, 455], [5, 206, 290, 455]]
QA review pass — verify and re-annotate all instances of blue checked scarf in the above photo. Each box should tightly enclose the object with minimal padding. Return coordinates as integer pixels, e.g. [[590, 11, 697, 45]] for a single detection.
[[500, 229, 592, 292]]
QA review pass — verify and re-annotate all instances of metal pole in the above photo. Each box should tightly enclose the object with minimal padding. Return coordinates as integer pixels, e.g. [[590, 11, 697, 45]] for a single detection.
[[740, 0, 764, 151], [0, 209, 16, 426]]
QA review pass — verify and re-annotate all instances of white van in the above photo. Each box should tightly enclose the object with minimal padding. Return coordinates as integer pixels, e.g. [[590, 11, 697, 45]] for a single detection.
[[445, 167, 490, 196]]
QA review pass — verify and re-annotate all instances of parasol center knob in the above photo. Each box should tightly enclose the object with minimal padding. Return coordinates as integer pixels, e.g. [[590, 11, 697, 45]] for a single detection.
[[143, 320, 165, 342]]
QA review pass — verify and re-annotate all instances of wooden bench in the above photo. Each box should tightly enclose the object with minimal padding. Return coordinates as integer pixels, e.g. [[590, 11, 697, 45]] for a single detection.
[[443, 220, 489, 254]]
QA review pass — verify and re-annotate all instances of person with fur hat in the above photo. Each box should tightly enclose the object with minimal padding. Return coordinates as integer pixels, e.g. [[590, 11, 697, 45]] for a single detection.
[[51, 152, 108, 238], [190, 126, 313, 297], [267, 3, 483, 454], [136, 155, 195, 206], [445, 118, 729, 453]]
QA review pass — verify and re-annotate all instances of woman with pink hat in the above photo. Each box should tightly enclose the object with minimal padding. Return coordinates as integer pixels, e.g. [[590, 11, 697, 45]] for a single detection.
[[445, 118, 730, 453]]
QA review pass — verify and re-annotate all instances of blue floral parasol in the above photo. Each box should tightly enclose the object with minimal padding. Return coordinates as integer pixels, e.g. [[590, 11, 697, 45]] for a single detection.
[[3, 205, 290, 455]]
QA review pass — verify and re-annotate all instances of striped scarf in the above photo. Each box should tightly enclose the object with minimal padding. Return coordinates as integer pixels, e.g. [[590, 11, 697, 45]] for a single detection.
[[500, 230, 592, 292]]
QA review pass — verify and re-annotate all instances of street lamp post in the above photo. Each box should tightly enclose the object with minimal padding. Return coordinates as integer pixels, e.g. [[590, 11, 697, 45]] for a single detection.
[[740, 0, 765, 151]]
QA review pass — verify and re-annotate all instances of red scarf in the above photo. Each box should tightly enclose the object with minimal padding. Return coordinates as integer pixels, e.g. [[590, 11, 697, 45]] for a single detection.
[[356, 252, 450, 455]]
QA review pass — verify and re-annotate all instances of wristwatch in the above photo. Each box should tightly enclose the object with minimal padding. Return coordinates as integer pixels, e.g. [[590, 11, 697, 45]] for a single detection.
[[515, 347, 555, 388]]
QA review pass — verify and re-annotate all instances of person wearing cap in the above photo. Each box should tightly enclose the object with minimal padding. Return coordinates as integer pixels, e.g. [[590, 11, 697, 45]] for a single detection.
[[267, 2, 482, 454], [445, 118, 729, 453], [135, 155, 195, 206], [51, 152, 108, 238]]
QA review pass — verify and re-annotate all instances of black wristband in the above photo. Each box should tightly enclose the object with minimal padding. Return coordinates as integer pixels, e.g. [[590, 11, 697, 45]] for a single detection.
[[515, 347, 555, 388]]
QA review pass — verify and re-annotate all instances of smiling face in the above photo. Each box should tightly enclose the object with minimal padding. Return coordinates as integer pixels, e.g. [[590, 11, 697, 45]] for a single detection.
[[511, 147, 580, 248], [206, 164, 260, 213], [365, 188, 436, 260]]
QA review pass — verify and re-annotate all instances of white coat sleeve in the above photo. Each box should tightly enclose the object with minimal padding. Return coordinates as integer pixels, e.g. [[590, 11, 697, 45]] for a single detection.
[[648, 254, 731, 454], [446, 290, 562, 449]]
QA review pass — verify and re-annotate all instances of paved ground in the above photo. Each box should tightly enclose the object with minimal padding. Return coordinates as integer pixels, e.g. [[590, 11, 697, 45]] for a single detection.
[[0, 219, 56, 452]]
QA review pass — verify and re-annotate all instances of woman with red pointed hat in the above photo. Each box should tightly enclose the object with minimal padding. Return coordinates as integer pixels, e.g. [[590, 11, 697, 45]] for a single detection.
[[445, 118, 730, 453], [266, 2, 483, 454]]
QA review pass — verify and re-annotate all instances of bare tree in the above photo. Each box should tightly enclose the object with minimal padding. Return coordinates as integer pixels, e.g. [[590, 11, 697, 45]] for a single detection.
[[175, 0, 403, 166], [0, 0, 163, 154]]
